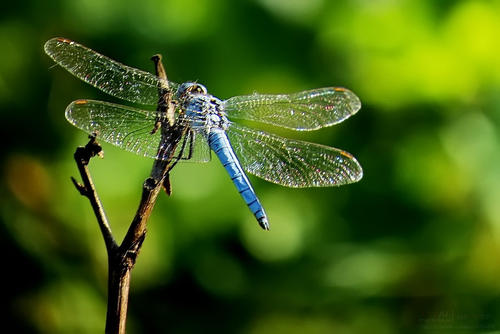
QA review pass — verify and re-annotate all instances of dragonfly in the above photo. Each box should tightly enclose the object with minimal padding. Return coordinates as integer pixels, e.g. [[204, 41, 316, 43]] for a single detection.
[[44, 37, 363, 230]]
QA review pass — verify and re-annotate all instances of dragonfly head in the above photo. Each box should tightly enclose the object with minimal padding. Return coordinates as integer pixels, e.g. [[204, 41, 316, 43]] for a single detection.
[[176, 82, 208, 99]]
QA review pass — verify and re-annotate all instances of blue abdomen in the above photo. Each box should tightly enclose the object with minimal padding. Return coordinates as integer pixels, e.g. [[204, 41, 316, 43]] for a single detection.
[[208, 129, 269, 230]]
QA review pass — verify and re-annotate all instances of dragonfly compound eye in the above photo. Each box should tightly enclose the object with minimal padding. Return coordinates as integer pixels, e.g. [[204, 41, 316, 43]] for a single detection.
[[191, 84, 207, 95], [176, 82, 207, 98]]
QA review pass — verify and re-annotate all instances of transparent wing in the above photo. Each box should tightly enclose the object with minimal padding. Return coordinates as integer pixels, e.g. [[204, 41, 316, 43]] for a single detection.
[[45, 37, 178, 105], [223, 87, 361, 131], [65, 99, 204, 162], [226, 122, 363, 188]]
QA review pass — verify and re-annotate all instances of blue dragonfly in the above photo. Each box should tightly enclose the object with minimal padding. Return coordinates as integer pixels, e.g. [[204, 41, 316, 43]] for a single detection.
[[44, 37, 363, 230]]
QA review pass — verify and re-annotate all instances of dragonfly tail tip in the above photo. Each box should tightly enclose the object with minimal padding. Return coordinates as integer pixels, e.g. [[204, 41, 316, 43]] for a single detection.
[[258, 217, 270, 231]]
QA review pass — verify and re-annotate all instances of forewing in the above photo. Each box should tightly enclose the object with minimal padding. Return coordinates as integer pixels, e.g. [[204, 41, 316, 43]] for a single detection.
[[226, 122, 363, 187], [45, 37, 177, 105], [223, 87, 361, 131]]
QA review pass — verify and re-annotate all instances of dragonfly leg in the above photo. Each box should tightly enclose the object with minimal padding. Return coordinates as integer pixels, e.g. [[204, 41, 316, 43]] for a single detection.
[[166, 129, 191, 173], [150, 117, 161, 134], [162, 174, 172, 196], [176, 130, 194, 161]]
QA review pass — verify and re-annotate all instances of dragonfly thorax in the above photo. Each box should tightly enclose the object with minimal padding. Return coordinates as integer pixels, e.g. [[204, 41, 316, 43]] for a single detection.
[[178, 82, 229, 133]]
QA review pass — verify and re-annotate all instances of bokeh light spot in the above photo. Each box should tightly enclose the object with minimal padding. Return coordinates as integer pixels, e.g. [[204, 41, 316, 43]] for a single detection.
[[5, 154, 51, 210], [240, 191, 316, 262]]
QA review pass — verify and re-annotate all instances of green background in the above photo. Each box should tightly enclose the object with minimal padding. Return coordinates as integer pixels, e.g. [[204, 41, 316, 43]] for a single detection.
[[2, 0, 500, 333]]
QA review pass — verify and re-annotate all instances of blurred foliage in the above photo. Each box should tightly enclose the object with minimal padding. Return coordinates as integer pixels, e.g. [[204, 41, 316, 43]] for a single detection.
[[2, 0, 500, 333]]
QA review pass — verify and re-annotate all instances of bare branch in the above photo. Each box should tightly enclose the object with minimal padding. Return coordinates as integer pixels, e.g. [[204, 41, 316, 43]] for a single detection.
[[73, 135, 117, 253]]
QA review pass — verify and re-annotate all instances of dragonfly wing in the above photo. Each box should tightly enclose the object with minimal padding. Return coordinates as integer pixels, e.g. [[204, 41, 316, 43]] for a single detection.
[[66, 99, 178, 160], [66, 99, 210, 162], [226, 122, 363, 188], [45, 38, 178, 105], [223, 87, 361, 131]]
